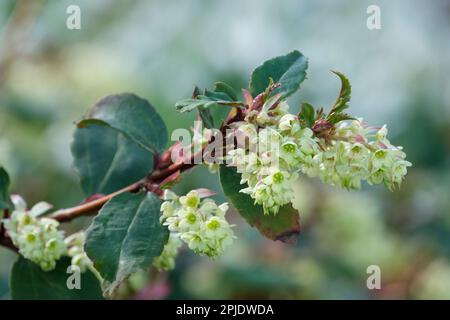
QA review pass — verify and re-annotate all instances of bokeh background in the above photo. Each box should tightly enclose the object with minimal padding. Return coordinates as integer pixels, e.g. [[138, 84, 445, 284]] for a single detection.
[[1, 0, 450, 299]]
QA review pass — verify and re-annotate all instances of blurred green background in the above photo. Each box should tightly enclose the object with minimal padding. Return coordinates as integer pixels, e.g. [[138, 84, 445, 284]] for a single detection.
[[1, 0, 449, 299]]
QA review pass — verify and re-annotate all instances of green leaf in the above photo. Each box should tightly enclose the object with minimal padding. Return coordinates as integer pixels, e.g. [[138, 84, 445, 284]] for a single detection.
[[213, 81, 238, 101], [219, 166, 300, 243], [250, 50, 308, 98], [175, 95, 240, 113], [85, 192, 168, 293], [0, 167, 11, 210], [327, 112, 356, 125], [329, 71, 351, 115], [79, 93, 168, 154], [10, 257, 103, 300], [204, 89, 234, 102], [176, 83, 242, 115], [299, 102, 315, 128], [71, 124, 154, 196], [175, 97, 217, 113]]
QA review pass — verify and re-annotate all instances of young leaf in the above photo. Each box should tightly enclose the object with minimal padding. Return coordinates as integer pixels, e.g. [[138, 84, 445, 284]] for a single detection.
[[0, 167, 11, 210], [175, 95, 241, 113], [219, 166, 300, 243], [10, 257, 103, 300], [299, 103, 315, 128], [213, 81, 238, 101], [327, 112, 356, 125], [176, 81, 242, 120], [329, 71, 351, 115], [85, 192, 168, 294], [71, 124, 154, 196], [204, 89, 234, 102], [79, 93, 168, 154], [175, 97, 216, 113], [250, 50, 308, 98]]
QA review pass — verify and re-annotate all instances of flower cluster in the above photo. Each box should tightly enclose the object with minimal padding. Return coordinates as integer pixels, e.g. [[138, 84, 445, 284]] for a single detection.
[[227, 100, 318, 214], [3, 196, 66, 271], [227, 99, 411, 214], [153, 233, 182, 271], [160, 190, 235, 259], [303, 120, 411, 191], [65, 232, 93, 272]]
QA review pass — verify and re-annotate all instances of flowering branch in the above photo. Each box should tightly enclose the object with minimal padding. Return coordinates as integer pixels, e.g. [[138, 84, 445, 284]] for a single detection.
[[0, 50, 411, 299]]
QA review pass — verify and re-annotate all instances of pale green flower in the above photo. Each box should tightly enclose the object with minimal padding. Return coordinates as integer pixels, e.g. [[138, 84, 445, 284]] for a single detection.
[[153, 233, 182, 271], [160, 190, 235, 260], [179, 190, 201, 209], [278, 114, 300, 134], [162, 189, 179, 201], [4, 195, 66, 271], [65, 232, 93, 272]]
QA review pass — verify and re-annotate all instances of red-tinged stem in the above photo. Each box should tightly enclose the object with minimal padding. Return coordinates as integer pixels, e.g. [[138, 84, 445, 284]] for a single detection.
[[50, 179, 146, 222], [50, 147, 202, 223]]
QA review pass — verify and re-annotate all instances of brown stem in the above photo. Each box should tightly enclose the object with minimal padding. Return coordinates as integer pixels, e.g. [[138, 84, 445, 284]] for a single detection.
[[51, 179, 146, 222], [148, 160, 195, 181], [50, 149, 201, 223]]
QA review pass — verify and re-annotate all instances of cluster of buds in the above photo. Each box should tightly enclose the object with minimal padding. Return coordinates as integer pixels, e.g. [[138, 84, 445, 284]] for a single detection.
[[3, 196, 66, 271], [226, 97, 411, 214], [160, 190, 235, 259], [64, 231, 93, 272], [153, 233, 182, 271]]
